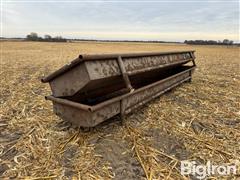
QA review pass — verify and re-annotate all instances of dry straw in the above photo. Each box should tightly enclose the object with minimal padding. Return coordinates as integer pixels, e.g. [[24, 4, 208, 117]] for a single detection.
[[0, 41, 239, 179]]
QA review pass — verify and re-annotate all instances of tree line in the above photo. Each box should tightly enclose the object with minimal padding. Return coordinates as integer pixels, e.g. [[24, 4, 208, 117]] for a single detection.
[[26, 32, 67, 42], [25, 32, 236, 45], [184, 39, 234, 45]]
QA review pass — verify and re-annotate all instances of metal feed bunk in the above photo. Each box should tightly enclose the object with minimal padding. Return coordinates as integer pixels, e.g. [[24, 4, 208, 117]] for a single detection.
[[42, 50, 196, 127]]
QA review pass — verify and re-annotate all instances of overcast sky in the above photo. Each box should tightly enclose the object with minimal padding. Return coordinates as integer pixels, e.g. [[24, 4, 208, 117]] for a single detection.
[[1, 0, 239, 42]]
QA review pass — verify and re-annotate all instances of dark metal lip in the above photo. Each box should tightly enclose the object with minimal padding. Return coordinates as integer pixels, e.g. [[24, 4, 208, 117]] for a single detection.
[[78, 50, 195, 60], [45, 95, 93, 112], [41, 50, 195, 83], [45, 66, 196, 112]]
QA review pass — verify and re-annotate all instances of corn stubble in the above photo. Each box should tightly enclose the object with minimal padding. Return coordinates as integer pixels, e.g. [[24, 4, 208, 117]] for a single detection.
[[0, 41, 239, 179]]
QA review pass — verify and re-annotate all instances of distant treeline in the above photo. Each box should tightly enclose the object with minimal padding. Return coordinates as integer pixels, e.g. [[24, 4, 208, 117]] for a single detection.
[[25, 32, 182, 43], [184, 39, 234, 45], [2, 33, 238, 45], [26, 32, 67, 42]]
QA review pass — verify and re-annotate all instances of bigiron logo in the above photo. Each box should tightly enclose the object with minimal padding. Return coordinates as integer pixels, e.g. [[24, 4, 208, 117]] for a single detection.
[[180, 160, 238, 179]]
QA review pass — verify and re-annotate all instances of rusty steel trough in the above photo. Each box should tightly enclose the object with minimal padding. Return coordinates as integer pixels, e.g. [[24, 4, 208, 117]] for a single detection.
[[42, 51, 196, 127], [42, 51, 195, 97]]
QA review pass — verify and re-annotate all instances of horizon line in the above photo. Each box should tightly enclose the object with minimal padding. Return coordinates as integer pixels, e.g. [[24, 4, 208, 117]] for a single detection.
[[1, 36, 239, 44]]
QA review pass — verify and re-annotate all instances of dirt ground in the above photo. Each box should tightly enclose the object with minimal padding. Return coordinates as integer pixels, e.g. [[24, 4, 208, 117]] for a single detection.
[[0, 41, 239, 179]]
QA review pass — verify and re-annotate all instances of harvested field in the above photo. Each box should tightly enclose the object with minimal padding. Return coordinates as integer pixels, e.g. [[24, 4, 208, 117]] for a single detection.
[[0, 41, 240, 179]]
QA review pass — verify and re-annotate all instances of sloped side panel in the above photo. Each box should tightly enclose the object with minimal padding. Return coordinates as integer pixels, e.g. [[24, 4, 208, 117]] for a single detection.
[[85, 59, 121, 79], [122, 71, 191, 112], [49, 62, 90, 97], [123, 53, 191, 75], [52, 102, 93, 127]]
